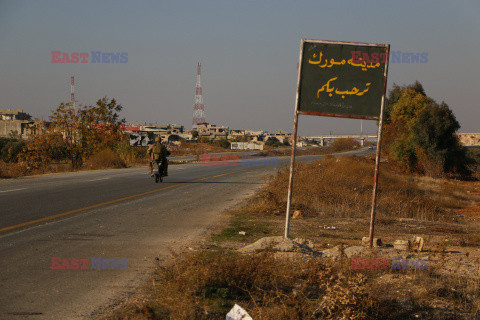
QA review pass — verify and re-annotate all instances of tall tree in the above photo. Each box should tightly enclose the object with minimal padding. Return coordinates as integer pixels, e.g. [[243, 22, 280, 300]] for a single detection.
[[383, 82, 466, 176], [21, 98, 124, 169], [411, 102, 466, 175]]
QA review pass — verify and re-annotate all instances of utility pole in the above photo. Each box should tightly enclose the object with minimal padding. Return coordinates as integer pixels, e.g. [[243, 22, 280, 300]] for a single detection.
[[70, 76, 75, 109]]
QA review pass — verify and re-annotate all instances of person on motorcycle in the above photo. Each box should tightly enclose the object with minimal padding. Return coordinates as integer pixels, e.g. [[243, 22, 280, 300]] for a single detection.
[[147, 136, 170, 177]]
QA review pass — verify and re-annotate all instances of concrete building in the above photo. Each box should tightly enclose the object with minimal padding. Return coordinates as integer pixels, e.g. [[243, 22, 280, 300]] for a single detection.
[[244, 130, 266, 142], [457, 133, 480, 147], [196, 123, 229, 141], [0, 109, 38, 138], [161, 124, 184, 134], [264, 130, 291, 144], [230, 142, 264, 150], [228, 129, 246, 140]]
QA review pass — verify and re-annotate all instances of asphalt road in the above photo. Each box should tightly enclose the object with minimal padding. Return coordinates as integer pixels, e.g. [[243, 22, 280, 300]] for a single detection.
[[0, 148, 371, 319]]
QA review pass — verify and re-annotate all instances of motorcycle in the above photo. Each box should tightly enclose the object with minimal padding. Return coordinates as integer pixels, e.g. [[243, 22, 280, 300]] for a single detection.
[[152, 159, 166, 183]]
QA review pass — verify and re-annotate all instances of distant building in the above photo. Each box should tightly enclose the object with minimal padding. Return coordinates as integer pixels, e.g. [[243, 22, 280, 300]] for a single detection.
[[228, 129, 246, 139], [163, 124, 184, 134], [244, 130, 266, 142], [264, 130, 291, 144], [230, 142, 264, 150], [0, 109, 39, 138], [457, 133, 480, 147], [125, 124, 186, 146], [0, 109, 30, 121], [196, 123, 229, 141]]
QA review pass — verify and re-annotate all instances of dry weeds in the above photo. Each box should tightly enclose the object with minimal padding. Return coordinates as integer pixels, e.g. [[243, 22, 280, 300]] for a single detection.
[[247, 155, 466, 221], [105, 252, 379, 320], [99, 155, 480, 320]]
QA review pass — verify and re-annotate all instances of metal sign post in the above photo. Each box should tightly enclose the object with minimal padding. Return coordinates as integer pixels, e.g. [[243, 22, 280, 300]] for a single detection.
[[284, 42, 304, 239], [368, 45, 390, 247], [284, 39, 390, 240], [284, 111, 299, 238]]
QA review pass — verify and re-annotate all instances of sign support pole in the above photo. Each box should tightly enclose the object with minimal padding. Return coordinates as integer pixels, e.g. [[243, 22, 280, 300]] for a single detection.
[[284, 40, 305, 239], [368, 45, 390, 248], [284, 111, 299, 239]]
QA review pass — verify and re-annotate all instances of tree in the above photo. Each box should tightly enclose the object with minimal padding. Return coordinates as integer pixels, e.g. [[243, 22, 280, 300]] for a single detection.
[[216, 139, 231, 149], [411, 102, 466, 175], [265, 137, 281, 147], [232, 135, 251, 142], [188, 130, 199, 139], [197, 136, 210, 144], [21, 97, 124, 169], [383, 82, 466, 176], [168, 134, 183, 142], [385, 81, 426, 124], [77, 97, 125, 156], [0, 133, 26, 163]]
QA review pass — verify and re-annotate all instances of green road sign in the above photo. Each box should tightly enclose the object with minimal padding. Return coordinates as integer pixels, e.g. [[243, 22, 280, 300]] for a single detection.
[[297, 40, 389, 120]]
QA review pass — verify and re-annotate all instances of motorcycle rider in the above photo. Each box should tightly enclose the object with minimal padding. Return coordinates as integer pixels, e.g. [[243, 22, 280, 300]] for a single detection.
[[147, 136, 170, 177]]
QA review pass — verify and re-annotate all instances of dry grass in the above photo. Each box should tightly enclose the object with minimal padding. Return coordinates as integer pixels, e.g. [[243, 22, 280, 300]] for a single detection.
[[1, 146, 143, 178], [103, 249, 480, 320], [247, 155, 461, 221], [331, 138, 361, 151], [0, 160, 73, 178], [85, 149, 127, 169], [260, 144, 361, 158], [170, 142, 228, 157], [105, 252, 379, 320], [0, 160, 29, 178], [469, 164, 480, 180]]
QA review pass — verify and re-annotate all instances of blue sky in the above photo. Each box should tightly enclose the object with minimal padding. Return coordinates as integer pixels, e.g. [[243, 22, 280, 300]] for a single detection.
[[0, 0, 479, 135]]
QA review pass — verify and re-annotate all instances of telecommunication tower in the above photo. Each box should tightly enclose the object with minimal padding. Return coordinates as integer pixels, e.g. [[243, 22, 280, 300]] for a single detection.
[[192, 62, 206, 126], [70, 76, 75, 109]]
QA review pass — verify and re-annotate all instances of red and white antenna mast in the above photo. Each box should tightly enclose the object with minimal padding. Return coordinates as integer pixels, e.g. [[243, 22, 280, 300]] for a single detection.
[[192, 62, 206, 126], [70, 76, 75, 109]]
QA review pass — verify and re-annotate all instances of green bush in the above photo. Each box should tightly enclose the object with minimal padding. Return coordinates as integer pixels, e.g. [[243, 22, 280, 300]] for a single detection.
[[265, 137, 281, 147], [216, 139, 230, 149], [198, 136, 211, 144], [383, 82, 467, 176], [0, 137, 26, 163]]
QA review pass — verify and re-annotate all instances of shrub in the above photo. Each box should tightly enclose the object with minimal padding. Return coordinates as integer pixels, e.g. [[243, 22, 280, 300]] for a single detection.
[[0, 136, 27, 163], [188, 130, 199, 139], [216, 139, 230, 149], [114, 139, 147, 165], [86, 149, 126, 169], [198, 136, 211, 144], [0, 161, 29, 178], [383, 82, 467, 176], [331, 138, 359, 151], [265, 137, 281, 147], [111, 252, 375, 320], [168, 134, 183, 142]]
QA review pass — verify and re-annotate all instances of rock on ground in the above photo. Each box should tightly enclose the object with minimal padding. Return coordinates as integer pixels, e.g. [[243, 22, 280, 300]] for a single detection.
[[238, 236, 319, 255]]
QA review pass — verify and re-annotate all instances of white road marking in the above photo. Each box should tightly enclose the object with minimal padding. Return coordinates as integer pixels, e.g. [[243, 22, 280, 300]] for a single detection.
[[0, 188, 27, 193], [87, 177, 110, 182]]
